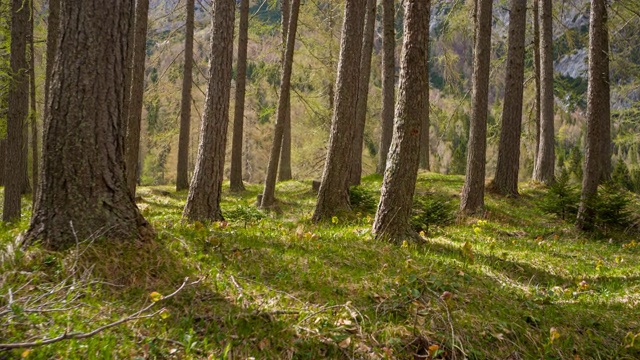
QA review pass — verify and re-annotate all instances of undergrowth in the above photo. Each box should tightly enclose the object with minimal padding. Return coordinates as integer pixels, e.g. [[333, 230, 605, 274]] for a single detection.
[[1, 173, 640, 359]]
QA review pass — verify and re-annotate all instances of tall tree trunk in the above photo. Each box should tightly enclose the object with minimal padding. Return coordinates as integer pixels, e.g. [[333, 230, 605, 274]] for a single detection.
[[260, 0, 301, 208], [373, 0, 430, 243], [176, 0, 195, 191], [121, 1, 135, 127], [22, 0, 152, 249], [532, 0, 554, 184], [418, 4, 431, 171], [460, 0, 493, 214], [3, 0, 29, 222], [377, 0, 395, 175], [183, 0, 235, 221], [30, 0, 38, 202], [577, 0, 610, 230], [348, 0, 377, 186], [532, 0, 541, 166], [0, 140, 5, 186], [278, 0, 293, 181], [43, 0, 60, 127], [230, 0, 249, 192], [490, 0, 527, 196], [312, 0, 367, 221], [125, 0, 150, 196]]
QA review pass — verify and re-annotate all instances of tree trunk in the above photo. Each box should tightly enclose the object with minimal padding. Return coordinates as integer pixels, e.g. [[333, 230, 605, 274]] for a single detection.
[[532, 0, 554, 184], [490, 0, 526, 196], [22, 0, 152, 249], [0, 140, 5, 186], [125, 0, 150, 196], [176, 0, 195, 191], [532, 0, 541, 166], [183, 0, 235, 221], [278, 0, 293, 182], [373, 0, 430, 243], [418, 4, 432, 172], [348, 0, 376, 186], [577, 0, 610, 230], [312, 0, 367, 221], [377, 0, 395, 175], [30, 0, 38, 202], [3, 0, 29, 222], [230, 0, 249, 192], [260, 0, 301, 208], [460, 0, 493, 214], [43, 0, 60, 128]]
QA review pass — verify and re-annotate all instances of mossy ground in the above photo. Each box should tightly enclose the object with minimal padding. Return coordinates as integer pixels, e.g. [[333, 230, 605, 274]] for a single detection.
[[1, 172, 640, 359]]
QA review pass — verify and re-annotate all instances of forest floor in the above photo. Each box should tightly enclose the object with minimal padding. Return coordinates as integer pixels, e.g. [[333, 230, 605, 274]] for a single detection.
[[2, 172, 640, 359]]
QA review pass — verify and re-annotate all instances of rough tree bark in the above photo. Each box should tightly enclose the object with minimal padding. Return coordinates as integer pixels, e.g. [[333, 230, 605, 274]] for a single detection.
[[532, 0, 541, 165], [278, 0, 293, 181], [125, 0, 150, 196], [577, 0, 610, 230], [22, 0, 152, 249], [418, 4, 432, 171], [377, 0, 395, 175], [490, 0, 527, 196], [373, 0, 430, 243], [348, 0, 377, 186], [260, 0, 300, 208], [312, 0, 367, 221], [460, 0, 493, 214], [30, 0, 38, 201], [3, 0, 29, 222], [183, 0, 235, 221], [176, 0, 195, 191], [230, 0, 249, 192], [532, 0, 554, 184]]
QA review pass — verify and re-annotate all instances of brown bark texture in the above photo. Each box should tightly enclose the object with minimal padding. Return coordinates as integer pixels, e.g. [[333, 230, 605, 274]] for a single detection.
[[577, 0, 610, 230], [230, 0, 250, 192], [491, 0, 527, 196], [373, 0, 430, 243], [3, 0, 29, 222], [125, 0, 150, 196], [532, 0, 541, 165], [23, 0, 152, 249], [532, 0, 554, 184], [377, 0, 395, 175], [176, 0, 195, 191], [30, 0, 38, 202], [418, 4, 431, 171], [43, 0, 59, 127], [312, 0, 367, 221], [460, 0, 493, 214], [183, 0, 235, 221], [278, 0, 293, 182], [260, 0, 300, 208], [348, 0, 377, 186]]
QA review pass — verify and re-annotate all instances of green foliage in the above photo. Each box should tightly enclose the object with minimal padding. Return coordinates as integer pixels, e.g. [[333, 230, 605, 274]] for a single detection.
[[225, 205, 266, 225], [348, 185, 377, 213], [410, 192, 455, 235], [593, 182, 633, 230], [613, 158, 635, 192], [539, 171, 580, 220]]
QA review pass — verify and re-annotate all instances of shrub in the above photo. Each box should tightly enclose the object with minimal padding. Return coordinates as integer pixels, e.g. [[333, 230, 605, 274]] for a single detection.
[[225, 205, 265, 226], [410, 192, 455, 235], [593, 182, 633, 231], [539, 171, 580, 220], [349, 185, 378, 213]]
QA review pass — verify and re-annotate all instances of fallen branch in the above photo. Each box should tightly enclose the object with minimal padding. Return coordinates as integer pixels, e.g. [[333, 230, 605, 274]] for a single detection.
[[0, 277, 202, 351]]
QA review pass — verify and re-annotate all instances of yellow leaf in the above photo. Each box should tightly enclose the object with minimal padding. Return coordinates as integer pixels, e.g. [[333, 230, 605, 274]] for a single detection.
[[428, 344, 439, 355], [21, 349, 31, 358], [331, 216, 339, 224], [401, 240, 408, 248], [550, 327, 560, 343], [149, 291, 163, 302], [159, 309, 171, 319]]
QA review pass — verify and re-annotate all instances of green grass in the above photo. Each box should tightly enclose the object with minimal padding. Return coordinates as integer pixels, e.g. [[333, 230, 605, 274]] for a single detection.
[[1, 172, 640, 359]]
